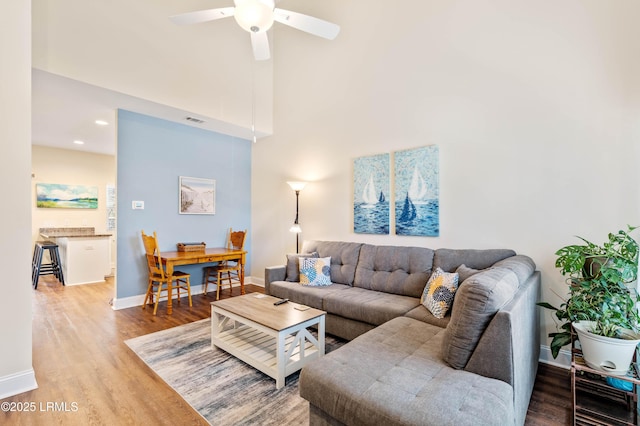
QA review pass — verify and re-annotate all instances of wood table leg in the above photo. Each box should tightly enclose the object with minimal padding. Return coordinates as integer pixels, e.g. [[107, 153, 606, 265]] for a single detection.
[[276, 331, 286, 389], [240, 263, 245, 295], [165, 261, 174, 315], [211, 309, 220, 349], [318, 315, 325, 357]]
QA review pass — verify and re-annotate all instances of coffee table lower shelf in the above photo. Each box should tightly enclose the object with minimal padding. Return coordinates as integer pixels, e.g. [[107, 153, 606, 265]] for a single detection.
[[211, 307, 325, 389]]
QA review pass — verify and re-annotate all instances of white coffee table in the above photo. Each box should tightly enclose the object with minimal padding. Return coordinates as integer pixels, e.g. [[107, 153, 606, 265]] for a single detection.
[[210, 293, 326, 389]]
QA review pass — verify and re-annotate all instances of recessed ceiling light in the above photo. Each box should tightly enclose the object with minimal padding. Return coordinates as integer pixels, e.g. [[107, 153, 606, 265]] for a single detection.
[[95, 120, 109, 126], [73, 140, 85, 145]]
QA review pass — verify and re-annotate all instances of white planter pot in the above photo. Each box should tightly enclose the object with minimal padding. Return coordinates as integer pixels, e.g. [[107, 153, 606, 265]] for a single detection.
[[573, 321, 640, 375]]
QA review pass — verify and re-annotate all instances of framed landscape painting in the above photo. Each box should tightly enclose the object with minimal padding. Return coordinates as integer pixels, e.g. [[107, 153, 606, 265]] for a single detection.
[[394, 145, 439, 236], [36, 183, 98, 209], [353, 153, 390, 234], [179, 176, 215, 215]]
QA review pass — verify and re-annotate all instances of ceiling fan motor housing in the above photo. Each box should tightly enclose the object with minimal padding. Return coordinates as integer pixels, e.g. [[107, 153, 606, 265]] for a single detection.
[[234, 0, 275, 33]]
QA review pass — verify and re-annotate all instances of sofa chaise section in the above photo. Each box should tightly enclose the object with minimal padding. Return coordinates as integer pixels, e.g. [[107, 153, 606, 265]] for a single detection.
[[300, 317, 515, 426]]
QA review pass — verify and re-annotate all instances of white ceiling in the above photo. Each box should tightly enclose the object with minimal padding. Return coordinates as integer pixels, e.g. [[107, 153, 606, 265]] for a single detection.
[[30, 0, 330, 156], [32, 69, 265, 157]]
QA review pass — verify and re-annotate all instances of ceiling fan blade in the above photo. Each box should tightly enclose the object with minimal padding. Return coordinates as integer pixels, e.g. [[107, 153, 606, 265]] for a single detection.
[[273, 8, 340, 40], [251, 32, 270, 61], [169, 7, 235, 26]]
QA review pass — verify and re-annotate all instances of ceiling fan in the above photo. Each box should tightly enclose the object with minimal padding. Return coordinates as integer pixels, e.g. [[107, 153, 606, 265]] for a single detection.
[[169, 0, 340, 61]]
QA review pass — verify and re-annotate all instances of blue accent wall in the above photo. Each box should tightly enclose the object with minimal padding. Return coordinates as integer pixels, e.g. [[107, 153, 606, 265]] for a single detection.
[[116, 109, 251, 299]]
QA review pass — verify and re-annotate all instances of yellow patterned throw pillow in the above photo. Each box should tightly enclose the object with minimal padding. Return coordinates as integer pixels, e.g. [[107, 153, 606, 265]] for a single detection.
[[299, 257, 332, 286], [421, 267, 459, 319]]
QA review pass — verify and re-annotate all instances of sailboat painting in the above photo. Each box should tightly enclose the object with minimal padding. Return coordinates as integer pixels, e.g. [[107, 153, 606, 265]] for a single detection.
[[353, 153, 390, 234], [394, 145, 439, 236]]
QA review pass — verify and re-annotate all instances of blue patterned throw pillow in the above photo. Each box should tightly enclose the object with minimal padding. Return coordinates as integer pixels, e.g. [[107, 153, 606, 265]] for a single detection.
[[299, 257, 332, 286], [421, 267, 459, 319], [285, 251, 319, 282]]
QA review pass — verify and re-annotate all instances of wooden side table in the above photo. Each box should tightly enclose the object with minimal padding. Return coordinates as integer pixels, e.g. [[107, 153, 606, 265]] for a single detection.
[[571, 343, 639, 425]]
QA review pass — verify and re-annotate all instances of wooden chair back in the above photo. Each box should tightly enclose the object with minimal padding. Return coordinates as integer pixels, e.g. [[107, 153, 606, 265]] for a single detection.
[[227, 228, 247, 251], [141, 230, 165, 279]]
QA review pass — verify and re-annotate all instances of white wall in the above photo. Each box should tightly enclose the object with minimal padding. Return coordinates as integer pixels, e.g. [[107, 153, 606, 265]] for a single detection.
[[31, 146, 116, 242], [32, 0, 273, 136], [252, 0, 640, 361], [31, 146, 116, 273], [0, 0, 37, 398]]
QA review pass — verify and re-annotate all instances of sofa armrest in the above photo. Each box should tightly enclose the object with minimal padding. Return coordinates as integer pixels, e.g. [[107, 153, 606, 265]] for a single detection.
[[464, 271, 540, 426], [264, 265, 286, 295]]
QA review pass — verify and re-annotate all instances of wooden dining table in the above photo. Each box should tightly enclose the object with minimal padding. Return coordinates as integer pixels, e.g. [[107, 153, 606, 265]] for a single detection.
[[159, 247, 247, 314]]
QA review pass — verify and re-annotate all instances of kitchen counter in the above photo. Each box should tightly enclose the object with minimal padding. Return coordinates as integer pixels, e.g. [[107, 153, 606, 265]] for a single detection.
[[39, 228, 112, 285], [39, 227, 112, 238]]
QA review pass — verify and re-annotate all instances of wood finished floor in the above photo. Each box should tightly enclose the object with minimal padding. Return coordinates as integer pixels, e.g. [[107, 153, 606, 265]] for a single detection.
[[1, 276, 573, 425]]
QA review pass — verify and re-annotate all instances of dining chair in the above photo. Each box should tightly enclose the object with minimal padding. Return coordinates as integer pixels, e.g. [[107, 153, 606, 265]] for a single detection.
[[202, 228, 246, 299], [141, 230, 192, 314]]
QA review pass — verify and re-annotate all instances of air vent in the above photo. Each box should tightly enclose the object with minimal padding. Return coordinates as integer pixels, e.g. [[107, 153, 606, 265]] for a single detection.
[[185, 116, 205, 124]]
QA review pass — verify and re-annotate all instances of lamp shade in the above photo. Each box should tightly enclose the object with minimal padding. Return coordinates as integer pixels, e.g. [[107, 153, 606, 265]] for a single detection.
[[289, 223, 302, 233], [287, 181, 307, 192], [234, 0, 274, 33]]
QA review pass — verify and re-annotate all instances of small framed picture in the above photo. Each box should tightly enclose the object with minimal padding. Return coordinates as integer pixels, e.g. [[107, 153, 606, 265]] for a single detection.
[[179, 176, 215, 215]]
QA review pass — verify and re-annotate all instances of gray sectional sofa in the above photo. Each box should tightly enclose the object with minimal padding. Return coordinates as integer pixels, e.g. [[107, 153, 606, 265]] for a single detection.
[[264, 241, 540, 426]]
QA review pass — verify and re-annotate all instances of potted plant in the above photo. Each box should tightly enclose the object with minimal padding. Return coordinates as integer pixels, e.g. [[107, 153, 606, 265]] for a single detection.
[[539, 226, 640, 374]]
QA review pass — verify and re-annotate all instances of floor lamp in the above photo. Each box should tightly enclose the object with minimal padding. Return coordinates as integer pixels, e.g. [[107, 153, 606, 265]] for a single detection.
[[287, 181, 306, 253]]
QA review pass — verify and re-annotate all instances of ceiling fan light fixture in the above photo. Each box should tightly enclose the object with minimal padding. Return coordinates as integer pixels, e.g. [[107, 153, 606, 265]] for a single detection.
[[170, 0, 339, 61], [234, 0, 274, 33]]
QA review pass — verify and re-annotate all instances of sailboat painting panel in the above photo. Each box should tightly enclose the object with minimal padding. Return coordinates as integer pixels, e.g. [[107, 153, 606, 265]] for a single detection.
[[394, 145, 439, 236], [353, 153, 390, 234]]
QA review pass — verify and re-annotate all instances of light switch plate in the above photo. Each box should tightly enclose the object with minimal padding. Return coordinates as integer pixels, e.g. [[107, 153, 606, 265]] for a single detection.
[[132, 201, 144, 210]]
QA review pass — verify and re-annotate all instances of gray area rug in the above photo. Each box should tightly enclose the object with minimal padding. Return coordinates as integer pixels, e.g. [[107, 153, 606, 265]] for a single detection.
[[125, 319, 345, 425]]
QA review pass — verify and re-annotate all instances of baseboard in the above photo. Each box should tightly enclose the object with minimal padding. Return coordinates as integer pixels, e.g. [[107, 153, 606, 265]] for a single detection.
[[0, 369, 38, 399], [538, 344, 571, 369], [111, 293, 149, 310], [112, 284, 206, 310], [112, 278, 262, 310]]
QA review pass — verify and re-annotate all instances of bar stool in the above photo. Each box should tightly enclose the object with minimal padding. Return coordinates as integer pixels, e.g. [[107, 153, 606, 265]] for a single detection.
[[32, 241, 65, 289]]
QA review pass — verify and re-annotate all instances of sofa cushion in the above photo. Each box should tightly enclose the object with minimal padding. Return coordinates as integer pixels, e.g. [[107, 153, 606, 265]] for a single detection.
[[455, 264, 484, 282], [301, 241, 363, 286], [420, 267, 459, 319], [404, 305, 451, 328], [268, 281, 350, 310], [300, 256, 332, 286], [354, 244, 434, 298], [322, 287, 420, 326], [442, 267, 519, 369], [491, 254, 536, 284], [300, 317, 515, 426], [285, 252, 318, 282], [433, 248, 516, 273]]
